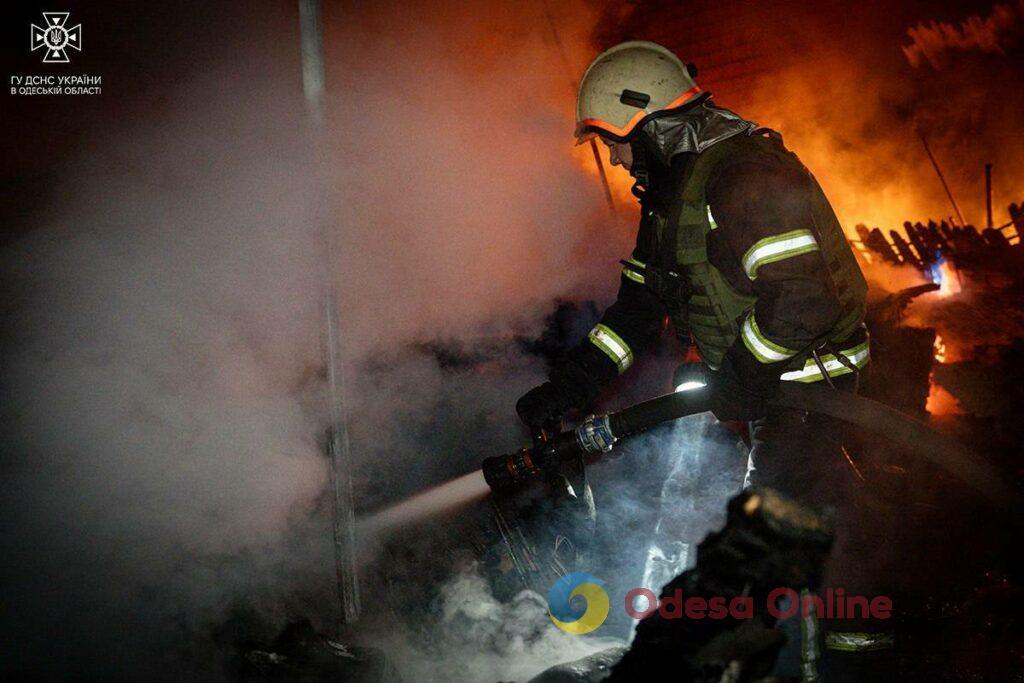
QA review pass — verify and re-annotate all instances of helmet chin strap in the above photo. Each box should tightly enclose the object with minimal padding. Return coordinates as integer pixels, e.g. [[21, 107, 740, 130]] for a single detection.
[[628, 134, 673, 202], [628, 138, 650, 196]]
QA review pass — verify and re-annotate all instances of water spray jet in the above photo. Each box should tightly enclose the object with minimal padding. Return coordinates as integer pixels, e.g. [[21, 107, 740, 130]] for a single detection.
[[363, 373, 1021, 539], [358, 471, 490, 537]]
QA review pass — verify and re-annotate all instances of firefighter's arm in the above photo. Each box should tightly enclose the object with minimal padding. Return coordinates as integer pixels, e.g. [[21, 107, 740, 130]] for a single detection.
[[706, 160, 842, 418], [517, 245, 667, 432], [564, 256, 668, 386]]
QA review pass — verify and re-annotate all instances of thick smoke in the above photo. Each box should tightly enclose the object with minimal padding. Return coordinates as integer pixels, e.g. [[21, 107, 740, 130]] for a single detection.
[[8, 1, 1018, 679], [1, 0, 634, 678], [591, 1, 1024, 243], [376, 566, 622, 683], [747, 8, 1024, 236], [1, 68, 333, 676]]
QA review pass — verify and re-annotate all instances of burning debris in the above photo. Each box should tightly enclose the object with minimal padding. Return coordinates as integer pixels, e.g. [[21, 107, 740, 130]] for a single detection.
[[852, 201, 1024, 284], [902, 1, 1024, 68]]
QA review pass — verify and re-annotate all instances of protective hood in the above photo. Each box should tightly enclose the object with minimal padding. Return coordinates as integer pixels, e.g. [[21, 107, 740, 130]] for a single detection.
[[636, 94, 759, 167]]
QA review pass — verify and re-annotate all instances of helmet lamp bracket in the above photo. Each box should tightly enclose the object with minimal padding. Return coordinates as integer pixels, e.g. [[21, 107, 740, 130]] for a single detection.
[[619, 89, 651, 109]]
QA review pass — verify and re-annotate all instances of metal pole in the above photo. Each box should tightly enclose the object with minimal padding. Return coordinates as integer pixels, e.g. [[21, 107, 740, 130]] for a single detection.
[[298, 0, 324, 124], [985, 163, 993, 230], [298, 0, 361, 624], [919, 133, 965, 226]]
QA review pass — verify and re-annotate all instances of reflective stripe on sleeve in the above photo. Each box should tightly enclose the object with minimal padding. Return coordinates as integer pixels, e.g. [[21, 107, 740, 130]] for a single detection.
[[824, 631, 894, 652], [741, 313, 799, 363], [741, 229, 819, 280], [707, 206, 718, 230], [621, 257, 645, 285], [588, 324, 633, 373], [780, 341, 870, 382]]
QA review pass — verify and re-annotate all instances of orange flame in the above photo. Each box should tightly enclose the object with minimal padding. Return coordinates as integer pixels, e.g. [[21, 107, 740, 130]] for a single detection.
[[926, 375, 964, 416], [935, 260, 962, 298], [933, 334, 947, 363]]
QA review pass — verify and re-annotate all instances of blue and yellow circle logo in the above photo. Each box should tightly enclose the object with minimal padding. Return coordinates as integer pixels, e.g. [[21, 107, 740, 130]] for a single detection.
[[547, 572, 610, 634]]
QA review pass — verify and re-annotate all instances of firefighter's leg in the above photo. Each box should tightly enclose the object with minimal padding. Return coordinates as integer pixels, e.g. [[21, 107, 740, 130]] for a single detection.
[[819, 475, 897, 683], [748, 376, 895, 681], [747, 403, 830, 681]]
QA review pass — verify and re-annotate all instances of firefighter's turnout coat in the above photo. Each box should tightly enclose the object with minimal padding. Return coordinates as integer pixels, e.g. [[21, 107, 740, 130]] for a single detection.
[[553, 98, 869, 406]]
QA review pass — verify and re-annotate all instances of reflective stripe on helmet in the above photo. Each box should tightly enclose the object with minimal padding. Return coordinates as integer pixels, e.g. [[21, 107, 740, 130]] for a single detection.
[[588, 323, 633, 373], [780, 341, 869, 383], [741, 313, 798, 363], [824, 631, 894, 652], [741, 229, 820, 280], [575, 86, 702, 143], [622, 257, 646, 284]]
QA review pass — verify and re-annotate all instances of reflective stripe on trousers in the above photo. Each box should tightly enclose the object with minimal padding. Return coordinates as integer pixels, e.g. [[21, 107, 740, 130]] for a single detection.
[[825, 630, 895, 652], [800, 589, 822, 682]]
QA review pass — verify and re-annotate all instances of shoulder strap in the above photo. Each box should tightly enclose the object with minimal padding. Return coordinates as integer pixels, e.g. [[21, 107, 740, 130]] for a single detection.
[[655, 155, 695, 272], [669, 138, 737, 266]]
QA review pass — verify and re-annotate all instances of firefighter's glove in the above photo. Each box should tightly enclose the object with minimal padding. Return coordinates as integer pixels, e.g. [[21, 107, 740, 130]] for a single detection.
[[707, 347, 780, 422], [516, 382, 575, 434]]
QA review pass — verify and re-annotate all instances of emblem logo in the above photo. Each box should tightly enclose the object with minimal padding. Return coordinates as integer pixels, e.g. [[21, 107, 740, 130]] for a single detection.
[[547, 572, 610, 634], [31, 12, 82, 63]]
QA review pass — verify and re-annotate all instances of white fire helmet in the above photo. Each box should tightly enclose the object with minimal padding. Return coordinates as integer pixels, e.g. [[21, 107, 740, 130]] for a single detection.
[[574, 40, 700, 145]]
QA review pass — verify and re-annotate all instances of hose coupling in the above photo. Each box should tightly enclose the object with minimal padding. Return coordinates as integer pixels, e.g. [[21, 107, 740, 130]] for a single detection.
[[575, 414, 617, 454]]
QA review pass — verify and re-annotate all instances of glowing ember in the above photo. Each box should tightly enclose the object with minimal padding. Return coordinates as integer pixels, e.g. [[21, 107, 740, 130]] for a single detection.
[[926, 373, 963, 416]]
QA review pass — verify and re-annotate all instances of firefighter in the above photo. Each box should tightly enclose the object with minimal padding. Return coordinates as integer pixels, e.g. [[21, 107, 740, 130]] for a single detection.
[[516, 41, 887, 681]]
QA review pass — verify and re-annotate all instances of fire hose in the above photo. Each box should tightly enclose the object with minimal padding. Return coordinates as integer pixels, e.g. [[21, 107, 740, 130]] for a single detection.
[[481, 381, 1022, 511]]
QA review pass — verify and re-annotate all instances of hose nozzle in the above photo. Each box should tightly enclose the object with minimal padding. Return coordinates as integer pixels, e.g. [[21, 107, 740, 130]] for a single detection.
[[481, 447, 542, 494], [481, 415, 620, 494]]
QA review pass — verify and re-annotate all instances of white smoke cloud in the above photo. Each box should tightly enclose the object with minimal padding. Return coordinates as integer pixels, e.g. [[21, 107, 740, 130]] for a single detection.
[[1, 0, 629, 678], [1, 74, 335, 676], [379, 566, 622, 683]]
